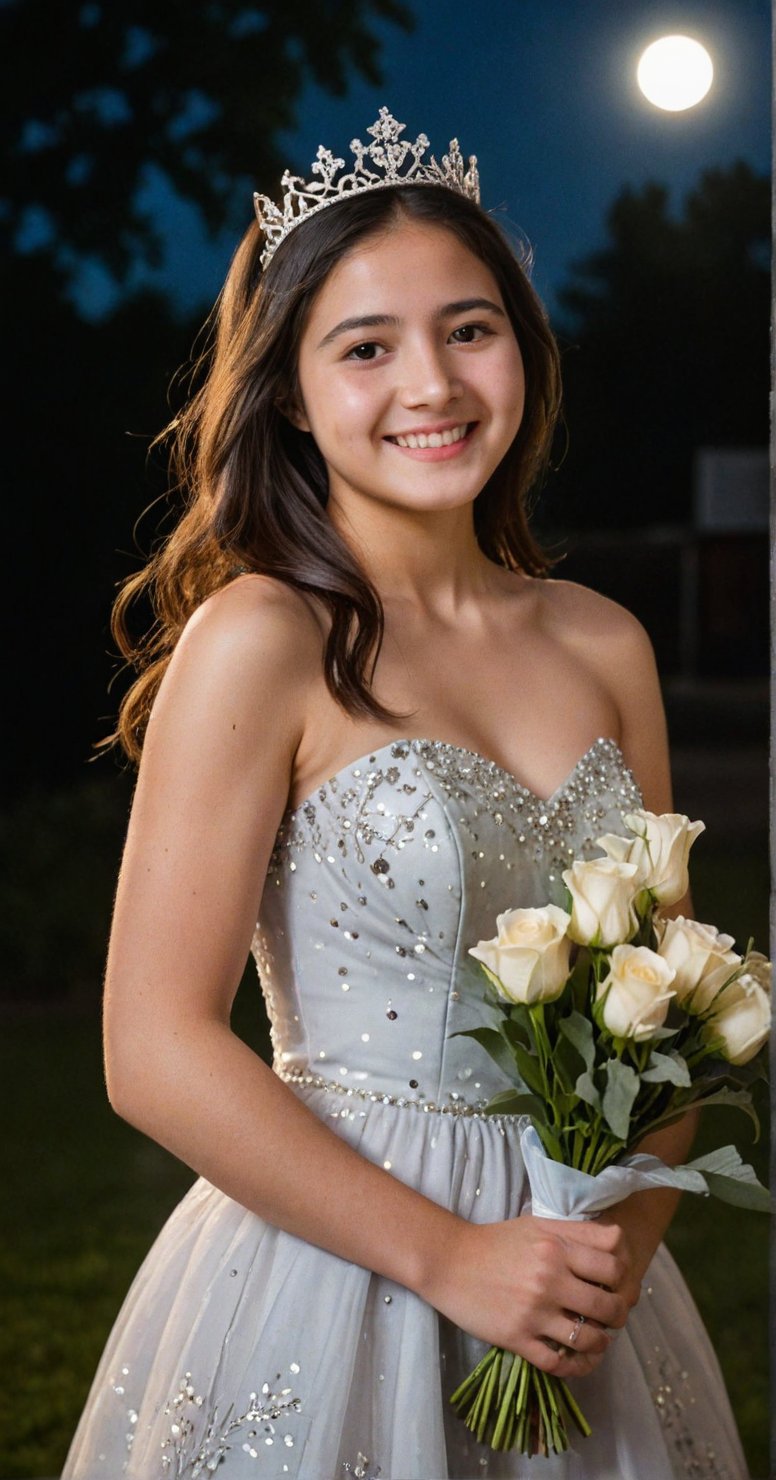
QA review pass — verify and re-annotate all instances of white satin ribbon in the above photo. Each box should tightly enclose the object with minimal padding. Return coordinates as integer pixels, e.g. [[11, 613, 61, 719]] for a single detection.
[[519, 1121, 709, 1221]]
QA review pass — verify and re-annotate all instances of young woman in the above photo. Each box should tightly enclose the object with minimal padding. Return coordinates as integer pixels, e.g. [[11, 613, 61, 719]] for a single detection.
[[63, 111, 747, 1478]]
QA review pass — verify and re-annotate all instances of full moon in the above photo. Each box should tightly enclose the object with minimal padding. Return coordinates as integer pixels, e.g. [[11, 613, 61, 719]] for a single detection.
[[637, 35, 714, 112]]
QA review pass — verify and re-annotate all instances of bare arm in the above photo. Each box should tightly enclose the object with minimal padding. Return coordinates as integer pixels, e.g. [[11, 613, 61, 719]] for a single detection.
[[103, 576, 630, 1378]]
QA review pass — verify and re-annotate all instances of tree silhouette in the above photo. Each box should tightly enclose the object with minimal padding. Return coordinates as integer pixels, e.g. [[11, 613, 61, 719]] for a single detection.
[[2, 0, 412, 796], [550, 162, 769, 528], [2, 0, 413, 291]]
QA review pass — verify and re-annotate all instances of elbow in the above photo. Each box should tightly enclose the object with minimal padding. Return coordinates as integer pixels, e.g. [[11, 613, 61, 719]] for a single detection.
[[103, 1022, 159, 1128], [104, 1048, 143, 1126]]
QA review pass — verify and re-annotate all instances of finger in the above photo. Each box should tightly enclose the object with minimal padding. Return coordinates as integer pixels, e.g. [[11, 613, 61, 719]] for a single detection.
[[561, 1242, 625, 1293], [536, 1216, 621, 1254], [545, 1312, 611, 1359], [525, 1337, 599, 1379], [559, 1276, 629, 1330]]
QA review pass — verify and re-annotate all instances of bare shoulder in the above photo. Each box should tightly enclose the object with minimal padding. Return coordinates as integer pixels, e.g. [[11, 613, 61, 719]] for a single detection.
[[182, 573, 323, 674], [538, 577, 656, 678], [146, 574, 323, 762], [537, 577, 672, 811]]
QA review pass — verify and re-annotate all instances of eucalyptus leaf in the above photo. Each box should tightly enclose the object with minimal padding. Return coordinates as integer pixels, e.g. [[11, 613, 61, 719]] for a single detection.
[[559, 1011, 596, 1072], [685, 1147, 771, 1212], [602, 1058, 640, 1140], [574, 1070, 602, 1110], [642, 1051, 691, 1087]]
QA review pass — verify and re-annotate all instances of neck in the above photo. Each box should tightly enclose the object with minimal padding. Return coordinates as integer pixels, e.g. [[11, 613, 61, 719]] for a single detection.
[[327, 493, 499, 615]]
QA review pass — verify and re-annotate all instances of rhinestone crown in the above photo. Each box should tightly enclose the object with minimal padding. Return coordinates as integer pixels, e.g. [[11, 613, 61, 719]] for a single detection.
[[253, 106, 480, 269]]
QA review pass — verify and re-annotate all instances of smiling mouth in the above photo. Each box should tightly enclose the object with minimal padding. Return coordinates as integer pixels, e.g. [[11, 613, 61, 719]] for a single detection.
[[386, 422, 474, 450]]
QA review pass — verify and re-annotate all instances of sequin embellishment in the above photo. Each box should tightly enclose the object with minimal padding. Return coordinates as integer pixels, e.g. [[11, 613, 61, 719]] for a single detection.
[[342, 1453, 382, 1478], [159, 1370, 302, 1476], [276, 1066, 508, 1119]]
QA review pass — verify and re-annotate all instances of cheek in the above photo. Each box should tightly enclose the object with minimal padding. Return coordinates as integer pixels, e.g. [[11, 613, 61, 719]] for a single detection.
[[503, 347, 527, 421], [319, 380, 381, 449]]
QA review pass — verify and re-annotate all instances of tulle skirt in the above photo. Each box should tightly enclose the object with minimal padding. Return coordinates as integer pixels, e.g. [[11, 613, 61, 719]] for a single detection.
[[62, 1083, 747, 1479]]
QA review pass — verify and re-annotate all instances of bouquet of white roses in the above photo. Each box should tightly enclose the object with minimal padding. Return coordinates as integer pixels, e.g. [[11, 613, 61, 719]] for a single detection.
[[449, 809, 771, 1458]]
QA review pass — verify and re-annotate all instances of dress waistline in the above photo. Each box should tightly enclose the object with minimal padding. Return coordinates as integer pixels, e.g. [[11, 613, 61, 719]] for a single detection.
[[274, 1065, 510, 1121]]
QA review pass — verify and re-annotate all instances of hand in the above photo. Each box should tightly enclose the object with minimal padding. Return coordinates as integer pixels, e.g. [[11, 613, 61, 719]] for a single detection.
[[422, 1213, 636, 1379]]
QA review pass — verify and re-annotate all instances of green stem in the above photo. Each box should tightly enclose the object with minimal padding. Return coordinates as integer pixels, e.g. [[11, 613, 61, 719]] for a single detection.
[[558, 1379, 593, 1438], [491, 1354, 522, 1450], [474, 1344, 501, 1443], [449, 1345, 497, 1409], [533, 1368, 558, 1454]]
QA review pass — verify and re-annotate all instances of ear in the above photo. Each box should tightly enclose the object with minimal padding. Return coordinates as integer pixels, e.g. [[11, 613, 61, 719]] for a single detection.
[[276, 393, 311, 434]]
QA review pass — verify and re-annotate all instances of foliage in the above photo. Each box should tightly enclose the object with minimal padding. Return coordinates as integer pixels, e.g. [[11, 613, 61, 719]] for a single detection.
[[3, 1, 411, 796], [550, 162, 769, 528], [451, 812, 770, 1458], [1, 0, 413, 288]]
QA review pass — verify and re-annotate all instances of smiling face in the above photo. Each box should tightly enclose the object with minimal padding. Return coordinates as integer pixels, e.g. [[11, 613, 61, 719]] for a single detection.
[[288, 219, 526, 522]]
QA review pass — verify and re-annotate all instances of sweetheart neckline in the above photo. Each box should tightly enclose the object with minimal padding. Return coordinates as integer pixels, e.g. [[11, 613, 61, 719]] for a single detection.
[[285, 735, 631, 817]]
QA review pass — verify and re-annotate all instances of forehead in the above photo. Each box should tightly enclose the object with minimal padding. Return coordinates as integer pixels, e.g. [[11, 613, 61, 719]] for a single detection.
[[303, 220, 505, 331]]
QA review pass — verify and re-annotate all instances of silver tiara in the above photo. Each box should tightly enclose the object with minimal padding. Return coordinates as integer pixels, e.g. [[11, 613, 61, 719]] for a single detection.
[[253, 106, 480, 269]]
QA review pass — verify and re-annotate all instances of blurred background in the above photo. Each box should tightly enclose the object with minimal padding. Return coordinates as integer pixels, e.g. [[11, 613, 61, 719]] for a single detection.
[[0, 0, 769, 1475]]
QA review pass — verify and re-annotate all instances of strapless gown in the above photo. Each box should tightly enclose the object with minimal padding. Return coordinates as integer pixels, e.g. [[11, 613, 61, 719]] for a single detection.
[[62, 737, 747, 1479]]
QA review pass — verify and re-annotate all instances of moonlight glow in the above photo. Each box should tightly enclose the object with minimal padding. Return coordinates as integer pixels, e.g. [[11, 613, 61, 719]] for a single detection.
[[637, 35, 714, 112]]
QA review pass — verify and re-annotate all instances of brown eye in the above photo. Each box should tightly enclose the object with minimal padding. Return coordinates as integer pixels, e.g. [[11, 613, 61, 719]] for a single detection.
[[346, 342, 381, 361], [451, 323, 491, 343]]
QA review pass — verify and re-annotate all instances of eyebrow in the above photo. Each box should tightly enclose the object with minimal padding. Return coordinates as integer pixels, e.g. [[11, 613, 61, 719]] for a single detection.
[[315, 298, 507, 350]]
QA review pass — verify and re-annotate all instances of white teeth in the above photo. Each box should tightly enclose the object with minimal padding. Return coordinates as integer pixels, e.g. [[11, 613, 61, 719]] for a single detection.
[[393, 423, 469, 449]]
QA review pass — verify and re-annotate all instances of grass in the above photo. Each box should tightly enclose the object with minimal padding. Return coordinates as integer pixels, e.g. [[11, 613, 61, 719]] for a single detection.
[[1, 844, 769, 1478]]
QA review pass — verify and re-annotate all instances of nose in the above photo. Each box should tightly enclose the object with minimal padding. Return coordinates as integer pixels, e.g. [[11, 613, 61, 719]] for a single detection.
[[397, 335, 463, 410]]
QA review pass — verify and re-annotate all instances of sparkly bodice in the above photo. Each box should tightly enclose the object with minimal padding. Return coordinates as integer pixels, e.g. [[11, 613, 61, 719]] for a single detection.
[[66, 730, 746, 1479], [251, 737, 641, 1112]]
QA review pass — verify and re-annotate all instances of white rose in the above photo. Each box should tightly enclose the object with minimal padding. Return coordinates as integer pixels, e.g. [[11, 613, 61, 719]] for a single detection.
[[468, 905, 572, 1004], [561, 858, 639, 947], [604, 810, 705, 906], [596, 944, 676, 1040], [702, 975, 771, 1065], [654, 916, 741, 1015], [741, 950, 772, 995]]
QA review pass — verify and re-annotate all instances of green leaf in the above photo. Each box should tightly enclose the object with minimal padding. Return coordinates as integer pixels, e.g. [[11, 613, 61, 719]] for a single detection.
[[451, 1026, 516, 1079], [685, 1147, 771, 1212], [512, 1042, 547, 1096], [485, 1090, 546, 1120], [553, 1034, 582, 1092], [574, 1069, 602, 1110], [535, 1120, 564, 1161], [641, 1086, 761, 1140], [559, 1011, 596, 1072], [504, 1008, 532, 1046], [699, 1171, 771, 1210], [691, 1085, 762, 1138], [602, 1058, 640, 1139], [642, 1050, 691, 1087]]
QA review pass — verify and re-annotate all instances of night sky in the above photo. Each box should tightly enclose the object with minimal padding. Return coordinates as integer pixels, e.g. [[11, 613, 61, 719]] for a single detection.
[[90, 0, 770, 322]]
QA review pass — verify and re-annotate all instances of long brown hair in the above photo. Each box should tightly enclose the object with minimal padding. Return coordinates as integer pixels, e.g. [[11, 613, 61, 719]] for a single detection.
[[105, 183, 562, 764]]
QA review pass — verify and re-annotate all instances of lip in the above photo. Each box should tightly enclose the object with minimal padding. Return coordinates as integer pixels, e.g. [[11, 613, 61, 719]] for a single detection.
[[385, 419, 473, 438], [384, 421, 478, 461]]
